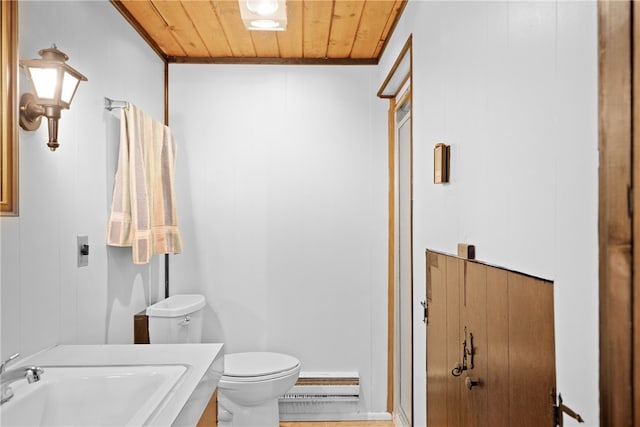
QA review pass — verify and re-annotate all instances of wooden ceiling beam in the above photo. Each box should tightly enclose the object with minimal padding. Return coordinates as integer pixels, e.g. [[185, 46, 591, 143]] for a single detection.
[[167, 56, 378, 65]]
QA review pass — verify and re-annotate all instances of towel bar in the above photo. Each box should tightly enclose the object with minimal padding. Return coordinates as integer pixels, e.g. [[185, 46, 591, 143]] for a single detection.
[[104, 97, 129, 111]]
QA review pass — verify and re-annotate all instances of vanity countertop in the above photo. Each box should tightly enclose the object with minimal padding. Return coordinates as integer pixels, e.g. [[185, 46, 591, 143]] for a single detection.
[[18, 343, 224, 426]]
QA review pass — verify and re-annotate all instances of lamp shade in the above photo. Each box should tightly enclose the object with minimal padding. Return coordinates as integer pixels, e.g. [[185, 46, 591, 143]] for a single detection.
[[19, 46, 88, 151], [20, 47, 87, 109]]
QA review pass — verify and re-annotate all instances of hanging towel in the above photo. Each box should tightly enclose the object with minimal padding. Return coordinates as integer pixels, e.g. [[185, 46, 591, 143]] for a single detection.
[[107, 103, 182, 264]]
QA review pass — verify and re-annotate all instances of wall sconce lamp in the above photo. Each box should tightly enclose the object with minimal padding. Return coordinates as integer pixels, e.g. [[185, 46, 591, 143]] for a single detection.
[[238, 0, 287, 31], [19, 46, 87, 151]]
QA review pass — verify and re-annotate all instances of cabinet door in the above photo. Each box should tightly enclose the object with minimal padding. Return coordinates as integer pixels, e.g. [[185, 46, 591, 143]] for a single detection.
[[486, 267, 510, 427], [427, 252, 466, 427], [460, 262, 488, 427], [507, 273, 556, 427], [445, 256, 463, 427], [426, 251, 451, 427], [426, 252, 556, 427]]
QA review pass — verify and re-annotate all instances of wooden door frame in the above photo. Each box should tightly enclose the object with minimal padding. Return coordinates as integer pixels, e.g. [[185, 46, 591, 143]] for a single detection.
[[378, 35, 413, 418], [598, 1, 639, 426]]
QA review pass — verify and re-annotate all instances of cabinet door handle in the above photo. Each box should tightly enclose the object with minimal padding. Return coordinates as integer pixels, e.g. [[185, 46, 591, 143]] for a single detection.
[[451, 326, 475, 377], [465, 376, 480, 390], [451, 362, 464, 377]]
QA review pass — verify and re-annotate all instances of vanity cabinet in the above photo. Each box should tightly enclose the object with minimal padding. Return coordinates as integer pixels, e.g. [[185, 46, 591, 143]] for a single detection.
[[132, 312, 218, 426], [426, 250, 556, 427]]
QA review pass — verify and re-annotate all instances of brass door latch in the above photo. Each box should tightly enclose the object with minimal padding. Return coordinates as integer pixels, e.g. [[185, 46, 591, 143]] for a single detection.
[[420, 300, 427, 323], [552, 390, 584, 426], [451, 326, 474, 377]]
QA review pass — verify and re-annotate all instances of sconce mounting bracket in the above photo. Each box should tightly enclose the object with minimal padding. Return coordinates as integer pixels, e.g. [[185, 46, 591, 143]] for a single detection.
[[19, 93, 43, 131]]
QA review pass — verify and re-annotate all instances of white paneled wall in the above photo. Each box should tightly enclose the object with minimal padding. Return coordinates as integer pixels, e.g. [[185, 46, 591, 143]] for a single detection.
[[379, 1, 598, 425], [1, 1, 165, 359], [168, 65, 389, 416], [1, 0, 600, 424]]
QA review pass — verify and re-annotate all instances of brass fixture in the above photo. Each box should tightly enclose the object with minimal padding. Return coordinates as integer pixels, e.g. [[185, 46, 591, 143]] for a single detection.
[[451, 326, 475, 377], [19, 46, 87, 151]]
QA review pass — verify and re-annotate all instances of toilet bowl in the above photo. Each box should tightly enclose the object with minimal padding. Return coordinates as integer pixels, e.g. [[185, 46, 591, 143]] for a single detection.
[[217, 352, 300, 427], [147, 296, 300, 426]]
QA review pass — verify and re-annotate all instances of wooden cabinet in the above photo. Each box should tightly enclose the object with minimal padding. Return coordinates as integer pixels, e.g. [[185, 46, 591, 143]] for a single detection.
[[197, 390, 218, 427], [426, 251, 556, 427]]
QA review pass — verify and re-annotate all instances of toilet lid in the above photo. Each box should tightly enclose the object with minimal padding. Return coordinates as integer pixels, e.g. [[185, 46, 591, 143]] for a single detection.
[[224, 352, 300, 378]]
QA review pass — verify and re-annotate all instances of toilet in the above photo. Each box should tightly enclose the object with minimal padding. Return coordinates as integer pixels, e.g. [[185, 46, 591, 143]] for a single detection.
[[146, 294, 300, 427], [146, 294, 205, 344], [217, 352, 300, 427]]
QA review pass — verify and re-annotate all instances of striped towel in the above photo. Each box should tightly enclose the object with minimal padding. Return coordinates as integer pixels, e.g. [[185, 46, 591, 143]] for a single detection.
[[107, 103, 182, 264]]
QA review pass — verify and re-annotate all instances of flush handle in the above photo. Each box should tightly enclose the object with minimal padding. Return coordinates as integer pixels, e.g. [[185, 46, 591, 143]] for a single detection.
[[179, 316, 191, 326]]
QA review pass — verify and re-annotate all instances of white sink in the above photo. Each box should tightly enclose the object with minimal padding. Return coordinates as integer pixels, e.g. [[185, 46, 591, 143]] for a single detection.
[[1, 365, 186, 426], [0, 344, 224, 427]]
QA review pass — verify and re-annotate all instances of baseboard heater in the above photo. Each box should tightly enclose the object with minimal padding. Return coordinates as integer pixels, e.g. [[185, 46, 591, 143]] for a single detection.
[[279, 372, 360, 419]]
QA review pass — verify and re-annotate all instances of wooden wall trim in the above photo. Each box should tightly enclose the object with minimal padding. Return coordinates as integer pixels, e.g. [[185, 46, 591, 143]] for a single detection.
[[375, 0, 410, 64], [387, 97, 396, 414], [383, 36, 413, 418], [598, 1, 634, 426], [1, 0, 18, 216], [167, 56, 378, 65], [377, 35, 412, 99], [633, 3, 640, 425]]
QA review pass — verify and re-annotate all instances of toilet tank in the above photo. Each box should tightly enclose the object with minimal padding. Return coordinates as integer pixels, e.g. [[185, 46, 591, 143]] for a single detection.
[[146, 294, 205, 344]]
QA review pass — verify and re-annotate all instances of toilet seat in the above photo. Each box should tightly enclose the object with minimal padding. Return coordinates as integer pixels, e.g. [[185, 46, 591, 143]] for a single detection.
[[222, 352, 300, 382]]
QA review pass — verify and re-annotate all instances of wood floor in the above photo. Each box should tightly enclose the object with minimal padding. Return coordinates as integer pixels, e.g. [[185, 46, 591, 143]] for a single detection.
[[280, 422, 395, 427]]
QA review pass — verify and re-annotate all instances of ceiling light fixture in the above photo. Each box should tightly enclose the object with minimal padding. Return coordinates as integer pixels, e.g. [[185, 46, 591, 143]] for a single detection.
[[246, 0, 278, 16], [19, 46, 87, 151], [239, 0, 286, 31]]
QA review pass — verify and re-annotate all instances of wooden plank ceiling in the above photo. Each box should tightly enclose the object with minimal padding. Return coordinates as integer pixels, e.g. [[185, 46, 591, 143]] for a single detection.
[[111, 0, 407, 64]]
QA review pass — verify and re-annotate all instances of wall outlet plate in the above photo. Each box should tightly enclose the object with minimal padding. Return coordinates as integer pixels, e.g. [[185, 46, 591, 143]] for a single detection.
[[77, 235, 89, 267]]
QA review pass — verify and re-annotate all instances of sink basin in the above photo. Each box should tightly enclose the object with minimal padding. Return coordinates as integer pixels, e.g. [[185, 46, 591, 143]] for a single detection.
[[0, 344, 224, 426], [0, 365, 186, 426]]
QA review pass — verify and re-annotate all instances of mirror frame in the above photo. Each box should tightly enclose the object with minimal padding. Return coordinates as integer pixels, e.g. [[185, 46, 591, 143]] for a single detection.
[[1, 0, 18, 216]]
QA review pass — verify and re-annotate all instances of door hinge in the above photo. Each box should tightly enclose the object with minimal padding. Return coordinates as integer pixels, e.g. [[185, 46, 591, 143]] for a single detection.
[[420, 300, 427, 324], [628, 185, 633, 218], [552, 389, 584, 426]]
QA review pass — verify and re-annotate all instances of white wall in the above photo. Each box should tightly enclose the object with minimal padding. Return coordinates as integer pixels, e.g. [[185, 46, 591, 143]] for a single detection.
[[1, 1, 165, 359], [168, 64, 389, 416], [1, 1, 599, 424], [378, 1, 598, 425]]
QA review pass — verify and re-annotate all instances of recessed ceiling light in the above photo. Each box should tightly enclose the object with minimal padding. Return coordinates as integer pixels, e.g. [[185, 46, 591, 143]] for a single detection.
[[238, 0, 286, 31], [246, 0, 278, 16], [250, 19, 281, 30]]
